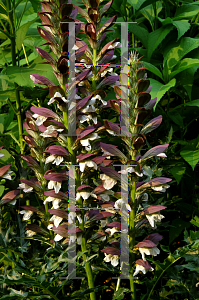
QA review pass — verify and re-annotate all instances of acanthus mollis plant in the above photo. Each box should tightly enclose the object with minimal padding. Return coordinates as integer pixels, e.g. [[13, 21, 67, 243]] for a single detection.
[[96, 51, 172, 298], [2, 0, 173, 299], [8, 0, 122, 300]]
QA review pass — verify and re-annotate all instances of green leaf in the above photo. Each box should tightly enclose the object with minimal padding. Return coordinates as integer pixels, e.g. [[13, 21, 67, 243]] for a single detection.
[[163, 37, 199, 71], [168, 110, 184, 127], [147, 25, 173, 60], [172, 20, 191, 41], [0, 123, 4, 134], [16, 20, 36, 51], [169, 165, 186, 185], [184, 99, 199, 107], [128, 23, 149, 48], [169, 58, 199, 79], [149, 78, 176, 110], [0, 149, 12, 165], [141, 61, 163, 80], [0, 185, 5, 196], [190, 216, 199, 227], [169, 219, 190, 245], [113, 288, 130, 300], [5, 58, 58, 87], [175, 4, 199, 20], [180, 149, 199, 170]]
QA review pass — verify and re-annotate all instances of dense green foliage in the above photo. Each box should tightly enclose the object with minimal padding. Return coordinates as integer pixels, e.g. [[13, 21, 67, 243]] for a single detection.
[[0, 0, 199, 299]]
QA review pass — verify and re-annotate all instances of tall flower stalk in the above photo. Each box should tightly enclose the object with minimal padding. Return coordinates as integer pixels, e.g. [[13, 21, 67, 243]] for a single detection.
[[4, 0, 172, 299]]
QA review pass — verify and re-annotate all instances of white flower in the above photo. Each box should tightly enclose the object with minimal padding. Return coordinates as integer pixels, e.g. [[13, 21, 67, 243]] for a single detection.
[[33, 114, 47, 126], [71, 44, 79, 50], [47, 224, 53, 230], [156, 153, 167, 157], [133, 264, 154, 277], [100, 173, 117, 190], [20, 210, 33, 221], [106, 129, 117, 136], [82, 105, 96, 113], [138, 247, 160, 261], [26, 230, 36, 237], [40, 125, 64, 137], [45, 155, 63, 166], [79, 114, 97, 124], [105, 227, 120, 236], [9, 199, 17, 205], [110, 55, 117, 60], [0, 153, 5, 158], [100, 192, 110, 202], [49, 215, 63, 227], [79, 160, 97, 172], [48, 92, 67, 105], [104, 253, 119, 267], [146, 213, 165, 229], [114, 198, 131, 211], [80, 133, 100, 151], [119, 167, 143, 177], [108, 42, 121, 49], [48, 180, 62, 194], [77, 234, 82, 245], [2, 170, 13, 180], [43, 197, 61, 209], [69, 235, 76, 244], [100, 219, 109, 227], [18, 183, 33, 193], [76, 191, 91, 201], [151, 184, 170, 192], [68, 212, 82, 224], [54, 234, 64, 241], [89, 94, 107, 106]]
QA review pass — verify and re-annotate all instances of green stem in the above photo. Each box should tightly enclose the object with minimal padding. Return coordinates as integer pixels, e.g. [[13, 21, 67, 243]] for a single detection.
[[7, 0, 24, 154], [75, 164, 96, 300], [129, 160, 136, 300], [92, 48, 97, 91]]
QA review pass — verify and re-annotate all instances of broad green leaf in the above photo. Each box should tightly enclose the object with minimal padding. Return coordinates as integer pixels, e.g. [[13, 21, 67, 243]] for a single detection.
[[141, 61, 163, 80], [176, 65, 198, 100], [169, 165, 186, 185], [147, 25, 173, 60], [169, 218, 190, 244], [149, 78, 176, 109], [184, 99, 199, 107], [169, 58, 199, 79], [140, 4, 155, 31], [180, 149, 199, 170], [16, 20, 36, 51], [5, 58, 58, 87], [0, 149, 12, 165], [163, 37, 199, 71], [175, 4, 199, 20], [172, 20, 190, 41], [158, 17, 190, 41], [128, 23, 149, 48], [168, 111, 184, 127]]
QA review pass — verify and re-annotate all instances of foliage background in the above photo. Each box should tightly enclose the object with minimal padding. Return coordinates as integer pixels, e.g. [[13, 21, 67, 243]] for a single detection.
[[0, 0, 199, 299]]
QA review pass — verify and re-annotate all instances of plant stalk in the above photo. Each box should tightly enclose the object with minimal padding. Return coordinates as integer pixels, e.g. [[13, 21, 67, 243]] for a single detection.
[[129, 166, 136, 300], [7, 0, 24, 154]]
